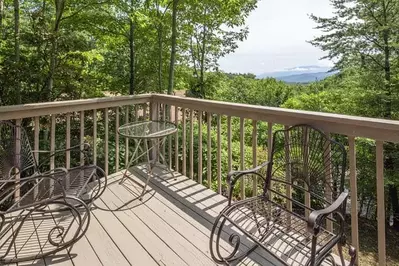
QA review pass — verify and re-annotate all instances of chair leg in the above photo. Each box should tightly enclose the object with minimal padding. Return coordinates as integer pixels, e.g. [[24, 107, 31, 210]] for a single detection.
[[337, 243, 357, 266], [337, 243, 346, 266], [348, 245, 357, 266]]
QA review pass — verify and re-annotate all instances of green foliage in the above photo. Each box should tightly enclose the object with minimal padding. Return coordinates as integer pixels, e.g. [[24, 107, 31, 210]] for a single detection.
[[171, 115, 267, 198], [0, 0, 258, 104], [212, 74, 300, 107]]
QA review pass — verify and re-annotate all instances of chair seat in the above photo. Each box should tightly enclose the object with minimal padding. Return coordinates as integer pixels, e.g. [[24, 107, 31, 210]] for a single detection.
[[220, 196, 338, 266], [52, 165, 100, 202]]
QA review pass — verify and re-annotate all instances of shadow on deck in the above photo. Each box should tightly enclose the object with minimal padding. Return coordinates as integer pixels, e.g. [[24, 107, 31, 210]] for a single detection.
[[14, 166, 276, 266]]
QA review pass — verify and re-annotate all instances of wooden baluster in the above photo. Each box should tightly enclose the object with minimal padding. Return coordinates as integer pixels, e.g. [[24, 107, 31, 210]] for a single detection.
[[252, 120, 257, 196], [240, 117, 245, 199], [182, 108, 187, 176], [14, 119, 21, 202], [207, 113, 212, 189], [34, 116, 40, 198], [93, 109, 97, 165], [189, 109, 194, 179], [115, 107, 120, 172], [376, 140, 386, 266], [267, 122, 273, 210], [50, 115, 56, 195], [304, 128, 310, 220], [174, 106, 179, 172], [227, 116, 232, 173], [80, 111, 84, 166], [66, 114, 71, 168], [198, 111, 203, 184], [162, 104, 166, 163], [50, 115, 56, 170], [143, 103, 148, 120], [323, 131, 332, 231], [348, 136, 359, 265], [284, 125, 292, 227], [150, 102, 159, 161], [125, 106, 129, 168], [134, 104, 139, 121], [34, 117, 40, 167], [162, 104, 166, 120], [217, 115, 221, 194], [168, 106, 173, 169], [104, 108, 109, 175]]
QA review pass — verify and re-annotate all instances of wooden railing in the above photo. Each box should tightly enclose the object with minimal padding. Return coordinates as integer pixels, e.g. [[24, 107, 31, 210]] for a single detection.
[[2, 93, 399, 265], [0, 95, 152, 176], [151, 94, 399, 266]]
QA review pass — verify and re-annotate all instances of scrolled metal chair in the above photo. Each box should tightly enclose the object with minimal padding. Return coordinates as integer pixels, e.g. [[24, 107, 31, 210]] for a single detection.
[[0, 121, 106, 263], [210, 124, 356, 266]]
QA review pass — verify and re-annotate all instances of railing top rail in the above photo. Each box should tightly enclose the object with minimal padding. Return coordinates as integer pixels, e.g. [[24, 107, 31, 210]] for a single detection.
[[2, 93, 399, 142], [0, 94, 152, 120], [152, 94, 399, 142]]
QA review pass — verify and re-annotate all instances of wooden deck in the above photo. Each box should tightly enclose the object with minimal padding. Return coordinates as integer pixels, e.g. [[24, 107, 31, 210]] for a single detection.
[[12, 166, 276, 266]]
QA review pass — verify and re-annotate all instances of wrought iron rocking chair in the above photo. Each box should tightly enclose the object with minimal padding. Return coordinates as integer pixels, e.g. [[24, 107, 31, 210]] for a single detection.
[[0, 121, 106, 263], [210, 124, 356, 266]]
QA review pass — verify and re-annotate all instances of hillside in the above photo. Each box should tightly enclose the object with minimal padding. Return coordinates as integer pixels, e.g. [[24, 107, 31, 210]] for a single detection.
[[257, 65, 336, 83]]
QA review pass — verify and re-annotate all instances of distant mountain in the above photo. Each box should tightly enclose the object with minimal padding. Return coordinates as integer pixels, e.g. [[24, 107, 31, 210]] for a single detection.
[[257, 65, 336, 83], [276, 71, 337, 83]]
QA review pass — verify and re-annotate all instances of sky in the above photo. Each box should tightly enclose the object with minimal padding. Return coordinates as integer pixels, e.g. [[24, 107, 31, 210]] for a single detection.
[[218, 0, 335, 75]]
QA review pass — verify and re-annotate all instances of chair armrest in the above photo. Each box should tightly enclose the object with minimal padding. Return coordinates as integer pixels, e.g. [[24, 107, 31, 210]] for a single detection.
[[227, 161, 269, 205], [0, 173, 68, 212], [5, 166, 68, 182], [307, 190, 348, 235], [32, 143, 91, 154]]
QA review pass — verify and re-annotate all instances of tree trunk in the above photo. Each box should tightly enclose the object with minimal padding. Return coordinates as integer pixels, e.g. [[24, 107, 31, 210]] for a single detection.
[[14, 0, 21, 104], [199, 20, 206, 98], [0, 0, 4, 38], [129, 17, 135, 95], [157, 25, 163, 93], [44, 0, 65, 101], [381, 1, 399, 229], [167, 0, 178, 95], [155, 1, 163, 94], [389, 185, 399, 229], [383, 28, 391, 118]]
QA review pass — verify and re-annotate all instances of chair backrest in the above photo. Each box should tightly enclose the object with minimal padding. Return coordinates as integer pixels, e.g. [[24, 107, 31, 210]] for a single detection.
[[0, 121, 37, 180], [265, 124, 347, 216]]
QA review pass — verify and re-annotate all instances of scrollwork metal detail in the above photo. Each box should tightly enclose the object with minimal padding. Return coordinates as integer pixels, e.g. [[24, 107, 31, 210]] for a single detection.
[[48, 225, 66, 246], [0, 196, 89, 264]]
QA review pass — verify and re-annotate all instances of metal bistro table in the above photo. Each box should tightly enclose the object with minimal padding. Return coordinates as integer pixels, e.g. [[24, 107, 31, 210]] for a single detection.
[[118, 120, 177, 199]]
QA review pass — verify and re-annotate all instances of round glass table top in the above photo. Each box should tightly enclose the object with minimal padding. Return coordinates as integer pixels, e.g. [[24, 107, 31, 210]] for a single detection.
[[118, 120, 177, 139]]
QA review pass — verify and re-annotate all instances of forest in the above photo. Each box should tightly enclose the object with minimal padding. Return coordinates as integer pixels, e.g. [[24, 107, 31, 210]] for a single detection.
[[1, 0, 399, 264]]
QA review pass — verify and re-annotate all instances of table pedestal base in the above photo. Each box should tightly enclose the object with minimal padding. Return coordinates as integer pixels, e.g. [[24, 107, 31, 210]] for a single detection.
[[120, 137, 174, 200]]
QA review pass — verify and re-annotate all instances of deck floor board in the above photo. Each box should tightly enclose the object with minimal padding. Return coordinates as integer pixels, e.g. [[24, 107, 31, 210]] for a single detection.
[[7, 168, 276, 266]]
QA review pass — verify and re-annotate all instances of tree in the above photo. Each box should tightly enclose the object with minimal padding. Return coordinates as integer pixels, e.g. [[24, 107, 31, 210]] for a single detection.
[[181, 0, 257, 98], [13, 0, 20, 104], [44, 0, 65, 101], [0, 0, 3, 37], [128, 0, 135, 95], [167, 0, 178, 95], [310, 0, 399, 230], [310, 0, 399, 118]]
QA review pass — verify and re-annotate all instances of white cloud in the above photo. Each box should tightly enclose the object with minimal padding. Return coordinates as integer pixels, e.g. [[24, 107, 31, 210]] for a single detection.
[[218, 0, 334, 74]]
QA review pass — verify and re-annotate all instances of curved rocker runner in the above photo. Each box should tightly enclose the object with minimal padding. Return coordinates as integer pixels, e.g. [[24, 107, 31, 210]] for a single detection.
[[0, 121, 107, 263]]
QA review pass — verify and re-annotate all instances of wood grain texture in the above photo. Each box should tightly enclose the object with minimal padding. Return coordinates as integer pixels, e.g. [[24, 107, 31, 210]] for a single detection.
[[376, 140, 386, 266]]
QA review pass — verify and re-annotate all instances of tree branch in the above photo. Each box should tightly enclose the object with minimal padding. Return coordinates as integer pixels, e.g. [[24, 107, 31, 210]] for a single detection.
[[364, 53, 385, 69], [365, 5, 383, 26], [61, 0, 110, 22]]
